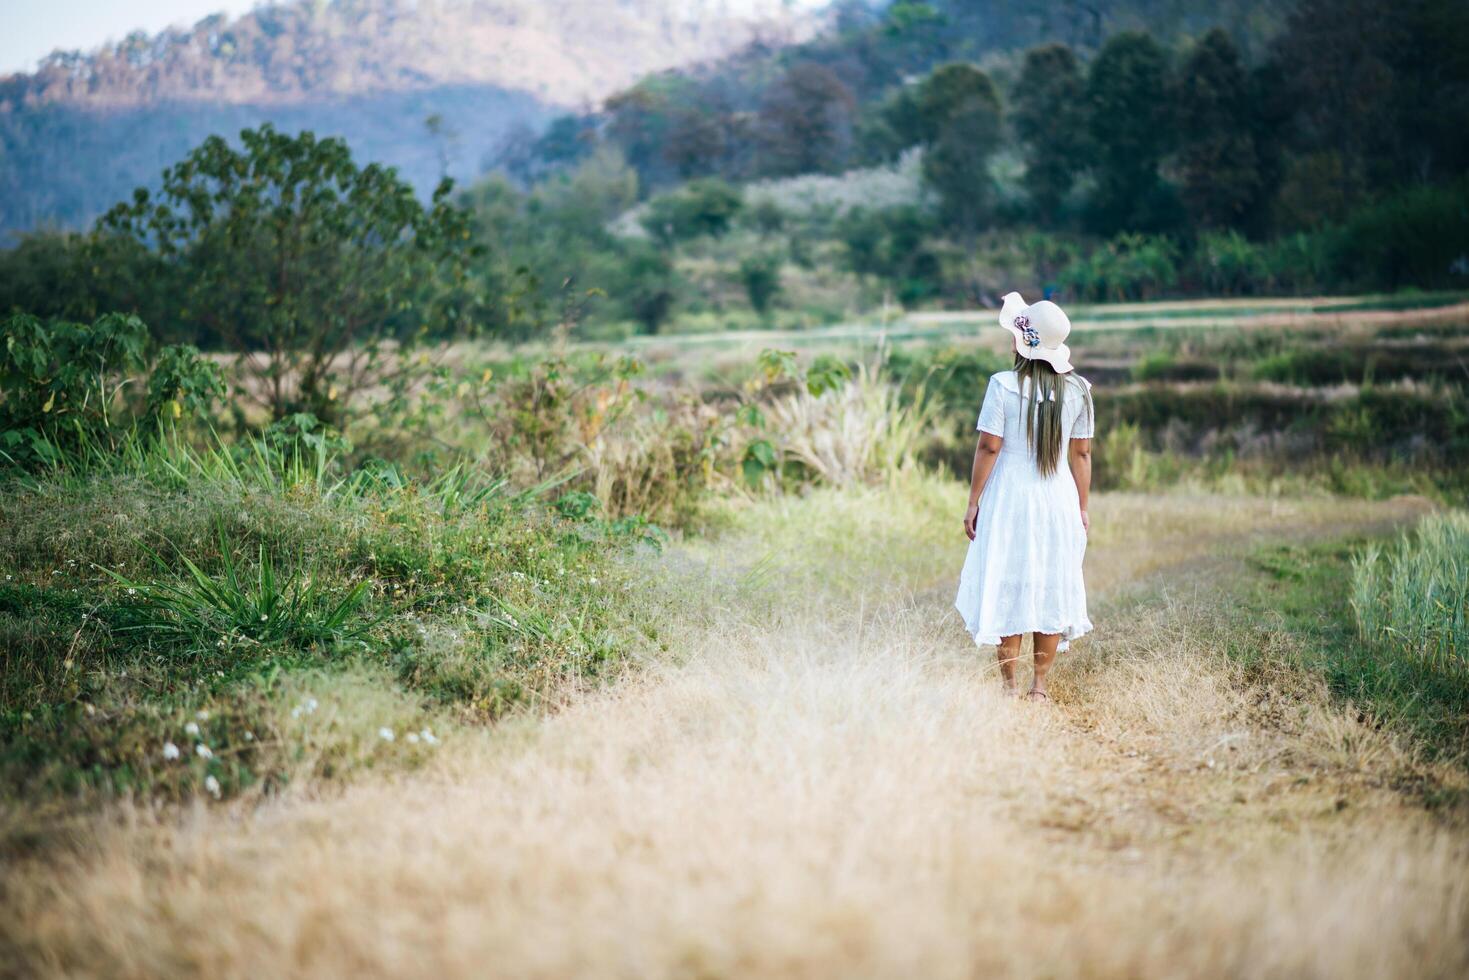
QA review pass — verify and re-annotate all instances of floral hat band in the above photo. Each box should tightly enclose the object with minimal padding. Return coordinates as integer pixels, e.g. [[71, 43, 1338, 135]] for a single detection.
[[1014, 314, 1042, 349], [998, 292, 1074, 373]]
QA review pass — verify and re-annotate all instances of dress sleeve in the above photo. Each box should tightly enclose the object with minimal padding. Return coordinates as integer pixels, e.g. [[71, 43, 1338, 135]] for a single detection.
[[976, 374, 1006, 436], [1070, 377, 1095, 440]]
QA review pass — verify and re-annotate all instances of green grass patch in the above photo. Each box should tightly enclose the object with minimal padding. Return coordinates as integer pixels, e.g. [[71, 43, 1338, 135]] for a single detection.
[[1242, 526, 1469, 765], [0, 449, 659, 810]]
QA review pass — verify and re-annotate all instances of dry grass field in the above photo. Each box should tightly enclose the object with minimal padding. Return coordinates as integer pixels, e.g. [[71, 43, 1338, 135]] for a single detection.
[[4, 478, 1464, 979]]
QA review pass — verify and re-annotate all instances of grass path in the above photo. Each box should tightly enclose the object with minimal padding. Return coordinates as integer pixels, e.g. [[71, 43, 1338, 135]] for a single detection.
[[4, 482, 1468, 978]]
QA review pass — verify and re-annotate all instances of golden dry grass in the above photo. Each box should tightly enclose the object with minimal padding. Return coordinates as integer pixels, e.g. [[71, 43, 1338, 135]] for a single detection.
[[2, 481, 1465, 979]]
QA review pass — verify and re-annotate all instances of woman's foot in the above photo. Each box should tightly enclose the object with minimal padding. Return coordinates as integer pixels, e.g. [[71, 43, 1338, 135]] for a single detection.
[[1025, 689, 1050, 703], [1002, 682, 1020, 698]]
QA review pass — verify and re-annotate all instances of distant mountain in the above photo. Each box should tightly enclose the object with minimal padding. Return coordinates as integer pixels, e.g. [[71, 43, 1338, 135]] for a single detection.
[[0, 0, 822, 238]]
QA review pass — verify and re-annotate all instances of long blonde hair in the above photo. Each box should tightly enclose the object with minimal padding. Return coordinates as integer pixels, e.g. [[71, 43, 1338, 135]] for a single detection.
[[1012, 354, 1086, 477]]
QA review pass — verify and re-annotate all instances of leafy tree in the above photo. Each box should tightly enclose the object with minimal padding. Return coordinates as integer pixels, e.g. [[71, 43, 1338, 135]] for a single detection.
[[758, 64, 857, 176], [641, 179, 744, 245], [836, 206, 941, 304], [1011, 44, 1089, 225], [881, 2, 951, 76], [744, 198, 787, 237], [913, 64, 1004, 235], [1084, 31, 1180, 234], [662, 105, 730, 179], [534, 114, 598, 172], [1176, 29, 1263, 230], [1334, 177, 1469, 290], [739, 253, 783, 315], [604, 77, 698, 189], [615, 243, 678, 334], [98, 125, 481, 420], [1271, 0, 1469, 193]]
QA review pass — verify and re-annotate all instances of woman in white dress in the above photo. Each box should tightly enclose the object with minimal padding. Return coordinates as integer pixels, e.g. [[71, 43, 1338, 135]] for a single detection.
[[954, 292, 1094, 701]]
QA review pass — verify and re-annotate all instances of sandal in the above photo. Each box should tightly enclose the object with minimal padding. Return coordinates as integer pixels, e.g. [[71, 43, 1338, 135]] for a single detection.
[[1025, 690, 1050, 703]]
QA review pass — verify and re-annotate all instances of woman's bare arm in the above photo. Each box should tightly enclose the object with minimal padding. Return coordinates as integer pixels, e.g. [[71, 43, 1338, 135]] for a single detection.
[[963, 432, 1004, 540], [1068, 437, 1092, 533]]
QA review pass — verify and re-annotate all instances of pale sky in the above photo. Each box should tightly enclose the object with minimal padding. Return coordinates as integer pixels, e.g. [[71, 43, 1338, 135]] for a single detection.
[[1, 1, 261, 75]]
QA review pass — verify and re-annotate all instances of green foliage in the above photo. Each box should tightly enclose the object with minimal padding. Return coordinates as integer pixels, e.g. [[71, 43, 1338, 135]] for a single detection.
[[1192, 230, 1269, 295], [1352, 513, 1469, 681], [0, 433, 654, 803], [912, 63, 1004, 233], [758, 63, 857, 177], [1176, 29, 1265, 230], [1333, 179, 1469, 290], [641, 179, 744, 245], [1011, 44, 1089, 224], [1238, 532, 1469, 765], [98, 125, 482, 419], [804, 355, 853, 397], [107, 526, 375, 650], [0, 313, 223, 467], [616, 244, 678, 334], [462, 152, 648, 338], [835, 206, 941, 303], [741, 438, 779, 487], [1060, 233, 1180, 301], [1085, 32, 1181, 234], [738, 252, 784, 315]]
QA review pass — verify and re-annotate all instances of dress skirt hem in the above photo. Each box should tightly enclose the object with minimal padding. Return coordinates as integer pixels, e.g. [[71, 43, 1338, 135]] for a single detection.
[[953, 604, 1093, 652]]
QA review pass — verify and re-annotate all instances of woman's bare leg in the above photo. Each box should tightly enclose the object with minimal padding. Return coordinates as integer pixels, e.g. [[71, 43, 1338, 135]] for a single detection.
[[1029, 632, 1062, 700], [997, 635, 1022, 696]]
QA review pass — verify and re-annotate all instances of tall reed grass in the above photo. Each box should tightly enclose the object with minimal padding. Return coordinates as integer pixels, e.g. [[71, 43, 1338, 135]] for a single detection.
[[1352, 512, 1469, 677], [765, 367, 937, 487]]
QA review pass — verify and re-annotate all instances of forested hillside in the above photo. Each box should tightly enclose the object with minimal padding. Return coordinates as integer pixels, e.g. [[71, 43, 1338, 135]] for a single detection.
[[0, 0, 819, 237]]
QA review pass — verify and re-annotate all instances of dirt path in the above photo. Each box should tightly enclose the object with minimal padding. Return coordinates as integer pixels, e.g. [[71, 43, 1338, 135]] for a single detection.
[[4, 484, 1467, 978]]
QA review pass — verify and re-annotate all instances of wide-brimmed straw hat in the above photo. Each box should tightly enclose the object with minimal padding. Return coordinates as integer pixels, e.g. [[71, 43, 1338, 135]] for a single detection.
[[999, 291, 1073, 373]]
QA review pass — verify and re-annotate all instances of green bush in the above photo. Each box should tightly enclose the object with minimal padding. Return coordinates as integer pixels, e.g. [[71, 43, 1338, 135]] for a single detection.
[[739, 252, 784, 315], [1334, 179, 1469, 290], [1192, 230, 1268, 296], [1060, 233, 1180, 301], [0, 312, 223, 468], [641, 178, 745, 245]]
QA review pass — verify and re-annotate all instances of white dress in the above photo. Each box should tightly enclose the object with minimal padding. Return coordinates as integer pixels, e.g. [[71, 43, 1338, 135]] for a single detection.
[[954, 370, 1094, 650]]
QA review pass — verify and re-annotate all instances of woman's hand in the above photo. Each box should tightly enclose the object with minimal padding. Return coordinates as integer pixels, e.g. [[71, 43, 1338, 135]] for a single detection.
[[1079, 509, 1090, 536], [964, 503, 979, 541]]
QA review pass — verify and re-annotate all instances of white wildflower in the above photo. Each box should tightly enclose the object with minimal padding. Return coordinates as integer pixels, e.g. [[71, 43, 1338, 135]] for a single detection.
[[305, 697, 318, 713], [378, 727, 395, 742], [291, 706, 302, 719], [162, 741, 181, 761], [127, 587, 138, 596], [243, 731, 255, 742], [195, 743, 213, 759], [420, 728, 438, 746], [195, 709, 210, 721], [406, 732, 420, 744], [184, 721, 200, 736], [84, 703, 96, 716], [204, 775, 221, 799]]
